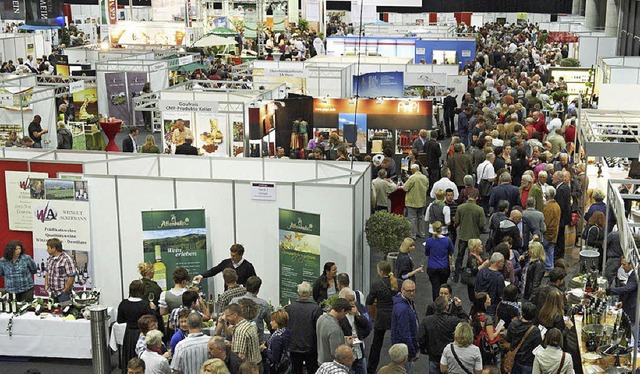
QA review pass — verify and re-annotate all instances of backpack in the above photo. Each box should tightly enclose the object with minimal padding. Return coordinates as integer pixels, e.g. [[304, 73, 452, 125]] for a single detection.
[[474, 314, 500, 364]]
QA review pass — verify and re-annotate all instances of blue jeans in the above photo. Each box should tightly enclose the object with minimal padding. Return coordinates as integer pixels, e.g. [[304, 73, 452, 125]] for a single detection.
[[543, 241, 555, 271], [429, 360, 440, 374], [513, 362, 533, 374]]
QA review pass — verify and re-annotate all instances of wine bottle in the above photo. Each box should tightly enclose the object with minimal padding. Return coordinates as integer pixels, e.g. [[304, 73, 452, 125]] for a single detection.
[[152, 245, 167, 291], [208, 293, 215, 314], [10, 294, 16, 313], [585, 273, 593, 293]]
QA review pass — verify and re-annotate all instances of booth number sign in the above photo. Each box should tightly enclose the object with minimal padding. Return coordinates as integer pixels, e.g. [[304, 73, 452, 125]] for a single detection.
[[159, 100, 218, 113]]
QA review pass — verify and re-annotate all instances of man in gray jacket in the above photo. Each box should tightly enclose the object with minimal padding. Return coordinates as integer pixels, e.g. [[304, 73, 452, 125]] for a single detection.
[[522, 197, 546, 234], [285, 281, 323, 374], [317, 298, 352, 366]]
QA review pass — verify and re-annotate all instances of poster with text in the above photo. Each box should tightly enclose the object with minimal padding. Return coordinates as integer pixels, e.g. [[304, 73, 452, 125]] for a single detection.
[[127, 72, 148, 127], [231, 113, 245, 157], [353, 71, 404, 98], [142, 209, 208, 294], [31, 192, 92, 296], [279, 208, 320, 305], [105, 72, 130, 126], [5, 171, 49, 231]]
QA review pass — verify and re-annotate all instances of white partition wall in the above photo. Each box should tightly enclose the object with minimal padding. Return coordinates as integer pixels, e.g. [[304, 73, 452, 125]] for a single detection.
[[598, 84, 640, 110], [1, 151, 371, 307]]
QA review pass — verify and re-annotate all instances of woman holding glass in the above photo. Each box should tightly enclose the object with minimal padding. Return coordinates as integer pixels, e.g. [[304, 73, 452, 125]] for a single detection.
[[0, 241, 38, 302], [139, 262, 165, 337]]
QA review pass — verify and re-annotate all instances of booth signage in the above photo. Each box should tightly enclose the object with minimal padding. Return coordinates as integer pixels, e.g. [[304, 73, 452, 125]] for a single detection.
[[178, 55, 193, 66], [416, 47, 425, 55], [107, 0, 117, 24], [461, 50, 471, 57], [31, 178, 93, 296], [0, 94, 13, 106], [5, 171, 49, 231], [69, 80, 86, 94], [250, 182, 276, 201], [279, 209, 321, 305], [149, 62, 165, 72], [264, 67, 308, 78], [141, 209, 209, 295], [159, 100, 218, 113]]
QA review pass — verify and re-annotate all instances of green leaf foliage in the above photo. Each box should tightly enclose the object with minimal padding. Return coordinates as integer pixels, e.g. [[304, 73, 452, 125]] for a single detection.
[[365, 211, 412, 255]]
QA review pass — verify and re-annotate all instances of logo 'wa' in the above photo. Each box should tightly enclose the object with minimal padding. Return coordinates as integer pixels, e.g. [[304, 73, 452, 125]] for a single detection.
[[35, 202, 57, 222], [19, 178, 31, 190]]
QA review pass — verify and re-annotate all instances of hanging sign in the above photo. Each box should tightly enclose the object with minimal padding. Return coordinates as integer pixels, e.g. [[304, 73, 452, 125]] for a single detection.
[[264, 67, 309, 78], [159, 100, 218, 113], [251, 182, 276, 201], [0, 94, 13, 106], [69, 80, 86, 94], [178, 55, 193, 66]]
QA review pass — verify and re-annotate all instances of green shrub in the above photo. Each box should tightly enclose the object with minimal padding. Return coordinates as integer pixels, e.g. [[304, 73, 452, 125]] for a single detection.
[[365, 211, 412, 255], [560, 58, 580, 67]]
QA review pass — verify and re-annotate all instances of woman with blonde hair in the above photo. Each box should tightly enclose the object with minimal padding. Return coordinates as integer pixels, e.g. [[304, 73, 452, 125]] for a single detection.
[[440, 322, 483, 374], [523, 241, 546, 301], [462, 238, 489, 302], [366, 260, 399, 373], [424, 221, 455, 301], [138, 262, 164, 334], [141, 134, 160, 153], [396, 237, 424, 282], [200, 358, 230, 374]]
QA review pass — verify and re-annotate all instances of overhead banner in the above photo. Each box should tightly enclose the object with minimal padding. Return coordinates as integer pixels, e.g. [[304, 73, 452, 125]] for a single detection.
[[31, 179, 92, 296], [353, 71, 405, 98], [104, 72, 131, 126], [25, 0, 64, 26], [0, 0, 25, 21], [5, 171, 49, 231], [244, 8, 257, 38], [141, 209, 208, 294], [279, 208, 321, 305]]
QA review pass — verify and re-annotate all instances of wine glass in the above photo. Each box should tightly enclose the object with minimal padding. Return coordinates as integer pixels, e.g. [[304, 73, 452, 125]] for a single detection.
[[148, 293, 155, 303]]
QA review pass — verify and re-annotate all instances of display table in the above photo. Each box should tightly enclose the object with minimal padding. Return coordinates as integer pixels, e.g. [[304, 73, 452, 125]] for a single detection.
[[99, 120, 123, 152], [0, 309, 116, 359]]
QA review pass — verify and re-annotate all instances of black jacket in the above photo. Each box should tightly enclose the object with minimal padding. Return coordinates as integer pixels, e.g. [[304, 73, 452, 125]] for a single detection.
[[366, 277, 395, 330], [506, 320, 542, 367], [556, 182, 572, 225], [417, 310, 468, 361], [175, 143, 199, 155], [396, 252, 415, 283], [607, 270, 638, 323], [122, 136, 135, 153], [312, 275, 338, 304], [443, 95, 458, 116], [523, 260, 545, 301], [201, 258, 256, 287], [284, 299, 323, 352]]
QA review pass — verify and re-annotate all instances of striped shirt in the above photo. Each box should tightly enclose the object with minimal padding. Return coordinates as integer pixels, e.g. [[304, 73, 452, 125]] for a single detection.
[[0, 255, 37, 294], [216, 285, 247, 312], [171, 332, 210, 374], [231, 319, 261, 364], [316, 361, 351, 374]]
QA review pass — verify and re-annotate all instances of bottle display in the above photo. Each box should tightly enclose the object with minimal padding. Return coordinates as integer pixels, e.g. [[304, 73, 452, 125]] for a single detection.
[[152, 245, 167, 291]]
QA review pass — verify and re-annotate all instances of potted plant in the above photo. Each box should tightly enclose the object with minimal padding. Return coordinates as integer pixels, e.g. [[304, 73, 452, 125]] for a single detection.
[[365, 211, 412, 270], [560, 58, 580, 67]]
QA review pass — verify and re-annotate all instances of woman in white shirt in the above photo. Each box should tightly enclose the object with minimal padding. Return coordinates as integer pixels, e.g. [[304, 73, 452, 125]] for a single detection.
[[440, 322, 483, 374], [532, 328, 574, 374]]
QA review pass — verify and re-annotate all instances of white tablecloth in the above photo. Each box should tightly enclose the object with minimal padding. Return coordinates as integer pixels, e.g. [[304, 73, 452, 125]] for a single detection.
[[0, 309, 115, 359], [109, 322, 126, 351]]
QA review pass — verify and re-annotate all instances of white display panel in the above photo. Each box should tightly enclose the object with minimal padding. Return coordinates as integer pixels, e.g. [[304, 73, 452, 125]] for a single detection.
[[174, 179, 235, 298], [211, 158, 263, 180], [82, 161, 109, 175], [55, 151, 108, 163], [159, 155, 212, 178], [234, 182, 293, 305], [116, 177, 176, 297], [105, 154, 160, 176], [353, 175, 367, 293], [294, 184, 354, 286], [317, 162, 357, 180], [85, 175, 123, 307], [263, 159, 318, 182], [609, 68, 640, 84], [598, 84, 640, 110]]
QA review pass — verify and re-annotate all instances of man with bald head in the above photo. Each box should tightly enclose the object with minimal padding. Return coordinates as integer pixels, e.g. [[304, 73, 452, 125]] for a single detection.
[[316, 345, 356, 374], [391, 280, 420, 370], [412, 129, 428, 153]]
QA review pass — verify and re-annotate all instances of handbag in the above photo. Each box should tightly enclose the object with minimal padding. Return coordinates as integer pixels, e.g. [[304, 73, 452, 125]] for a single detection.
[[272, 349, 291, 374], [450, 344, 473, 374], [478, 164, 493, 197], [461, 254, 481, 286], [501, 325, 535, 374]]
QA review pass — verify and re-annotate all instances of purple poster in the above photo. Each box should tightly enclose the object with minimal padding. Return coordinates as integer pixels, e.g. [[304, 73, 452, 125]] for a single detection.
[[127, 72, 148, 127], [105, 72, 131, 126]]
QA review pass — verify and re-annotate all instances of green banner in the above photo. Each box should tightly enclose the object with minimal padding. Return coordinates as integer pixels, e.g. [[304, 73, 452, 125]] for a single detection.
[[142, 209, 208, 295], [279, 208, 320, 305]]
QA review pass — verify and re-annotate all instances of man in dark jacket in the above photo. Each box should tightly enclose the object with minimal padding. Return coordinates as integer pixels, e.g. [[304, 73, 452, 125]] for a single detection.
[[391, 280, 420, 368], [532, 267, 567, 310], [488, 172, 521, 214], [442, 91, 458, 138], [554, 170, 572, 260], [284, 281, 323, 374], [424, 130, 442, 193], [475, 253, 505, 315], [495, 209, 541, 253], [193, 244, 256, 287], [175, 135, 199, 155], [417, 296, 468, 373], [604, 256, 638, 323], [505, 302, 542, 374]]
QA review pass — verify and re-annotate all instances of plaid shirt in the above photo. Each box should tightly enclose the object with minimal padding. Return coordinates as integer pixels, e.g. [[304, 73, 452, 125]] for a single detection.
[[169, 306, 203, 331], [316, 361, 351, 374], [216, 285, 247, 312], [231, 319, 261, 364], [0, 255, 37, 294], [46, 252, 76, 297]]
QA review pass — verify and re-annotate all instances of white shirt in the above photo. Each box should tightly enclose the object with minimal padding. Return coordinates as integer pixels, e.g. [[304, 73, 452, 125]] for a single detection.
[[424, 203, 451, 235], [130, 135, 138, 153], [140, 350, 171, 374], [477, 160, 496, 181], [547, 118, 562, 136], [430, 177, 458, 199]]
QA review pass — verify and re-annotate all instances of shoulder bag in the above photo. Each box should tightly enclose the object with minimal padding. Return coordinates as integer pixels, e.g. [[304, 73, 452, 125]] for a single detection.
[[556, 352, 566, 374], [501, 325, 535, 374], [478, 163, 493, 197], [450, 344, 473, 374]]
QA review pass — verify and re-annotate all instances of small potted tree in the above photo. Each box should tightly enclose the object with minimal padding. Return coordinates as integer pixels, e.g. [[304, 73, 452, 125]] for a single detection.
[[365, 211, 412, 271]]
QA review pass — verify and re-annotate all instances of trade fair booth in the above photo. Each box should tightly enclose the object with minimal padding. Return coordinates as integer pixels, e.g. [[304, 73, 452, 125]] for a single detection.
[[575, 32, 617, 68], [0, 33, 50, 64], [64, 45, 155, 67], [0, 85, 58, 148], [100, 21, 204, 47], [598, 57, 640, 86], [0, 149, 372, 315], [96, 58, 170, 127]]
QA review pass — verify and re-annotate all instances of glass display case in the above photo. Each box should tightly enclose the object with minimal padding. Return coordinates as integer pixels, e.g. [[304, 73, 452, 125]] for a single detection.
[[368, 129, 393, 154]]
